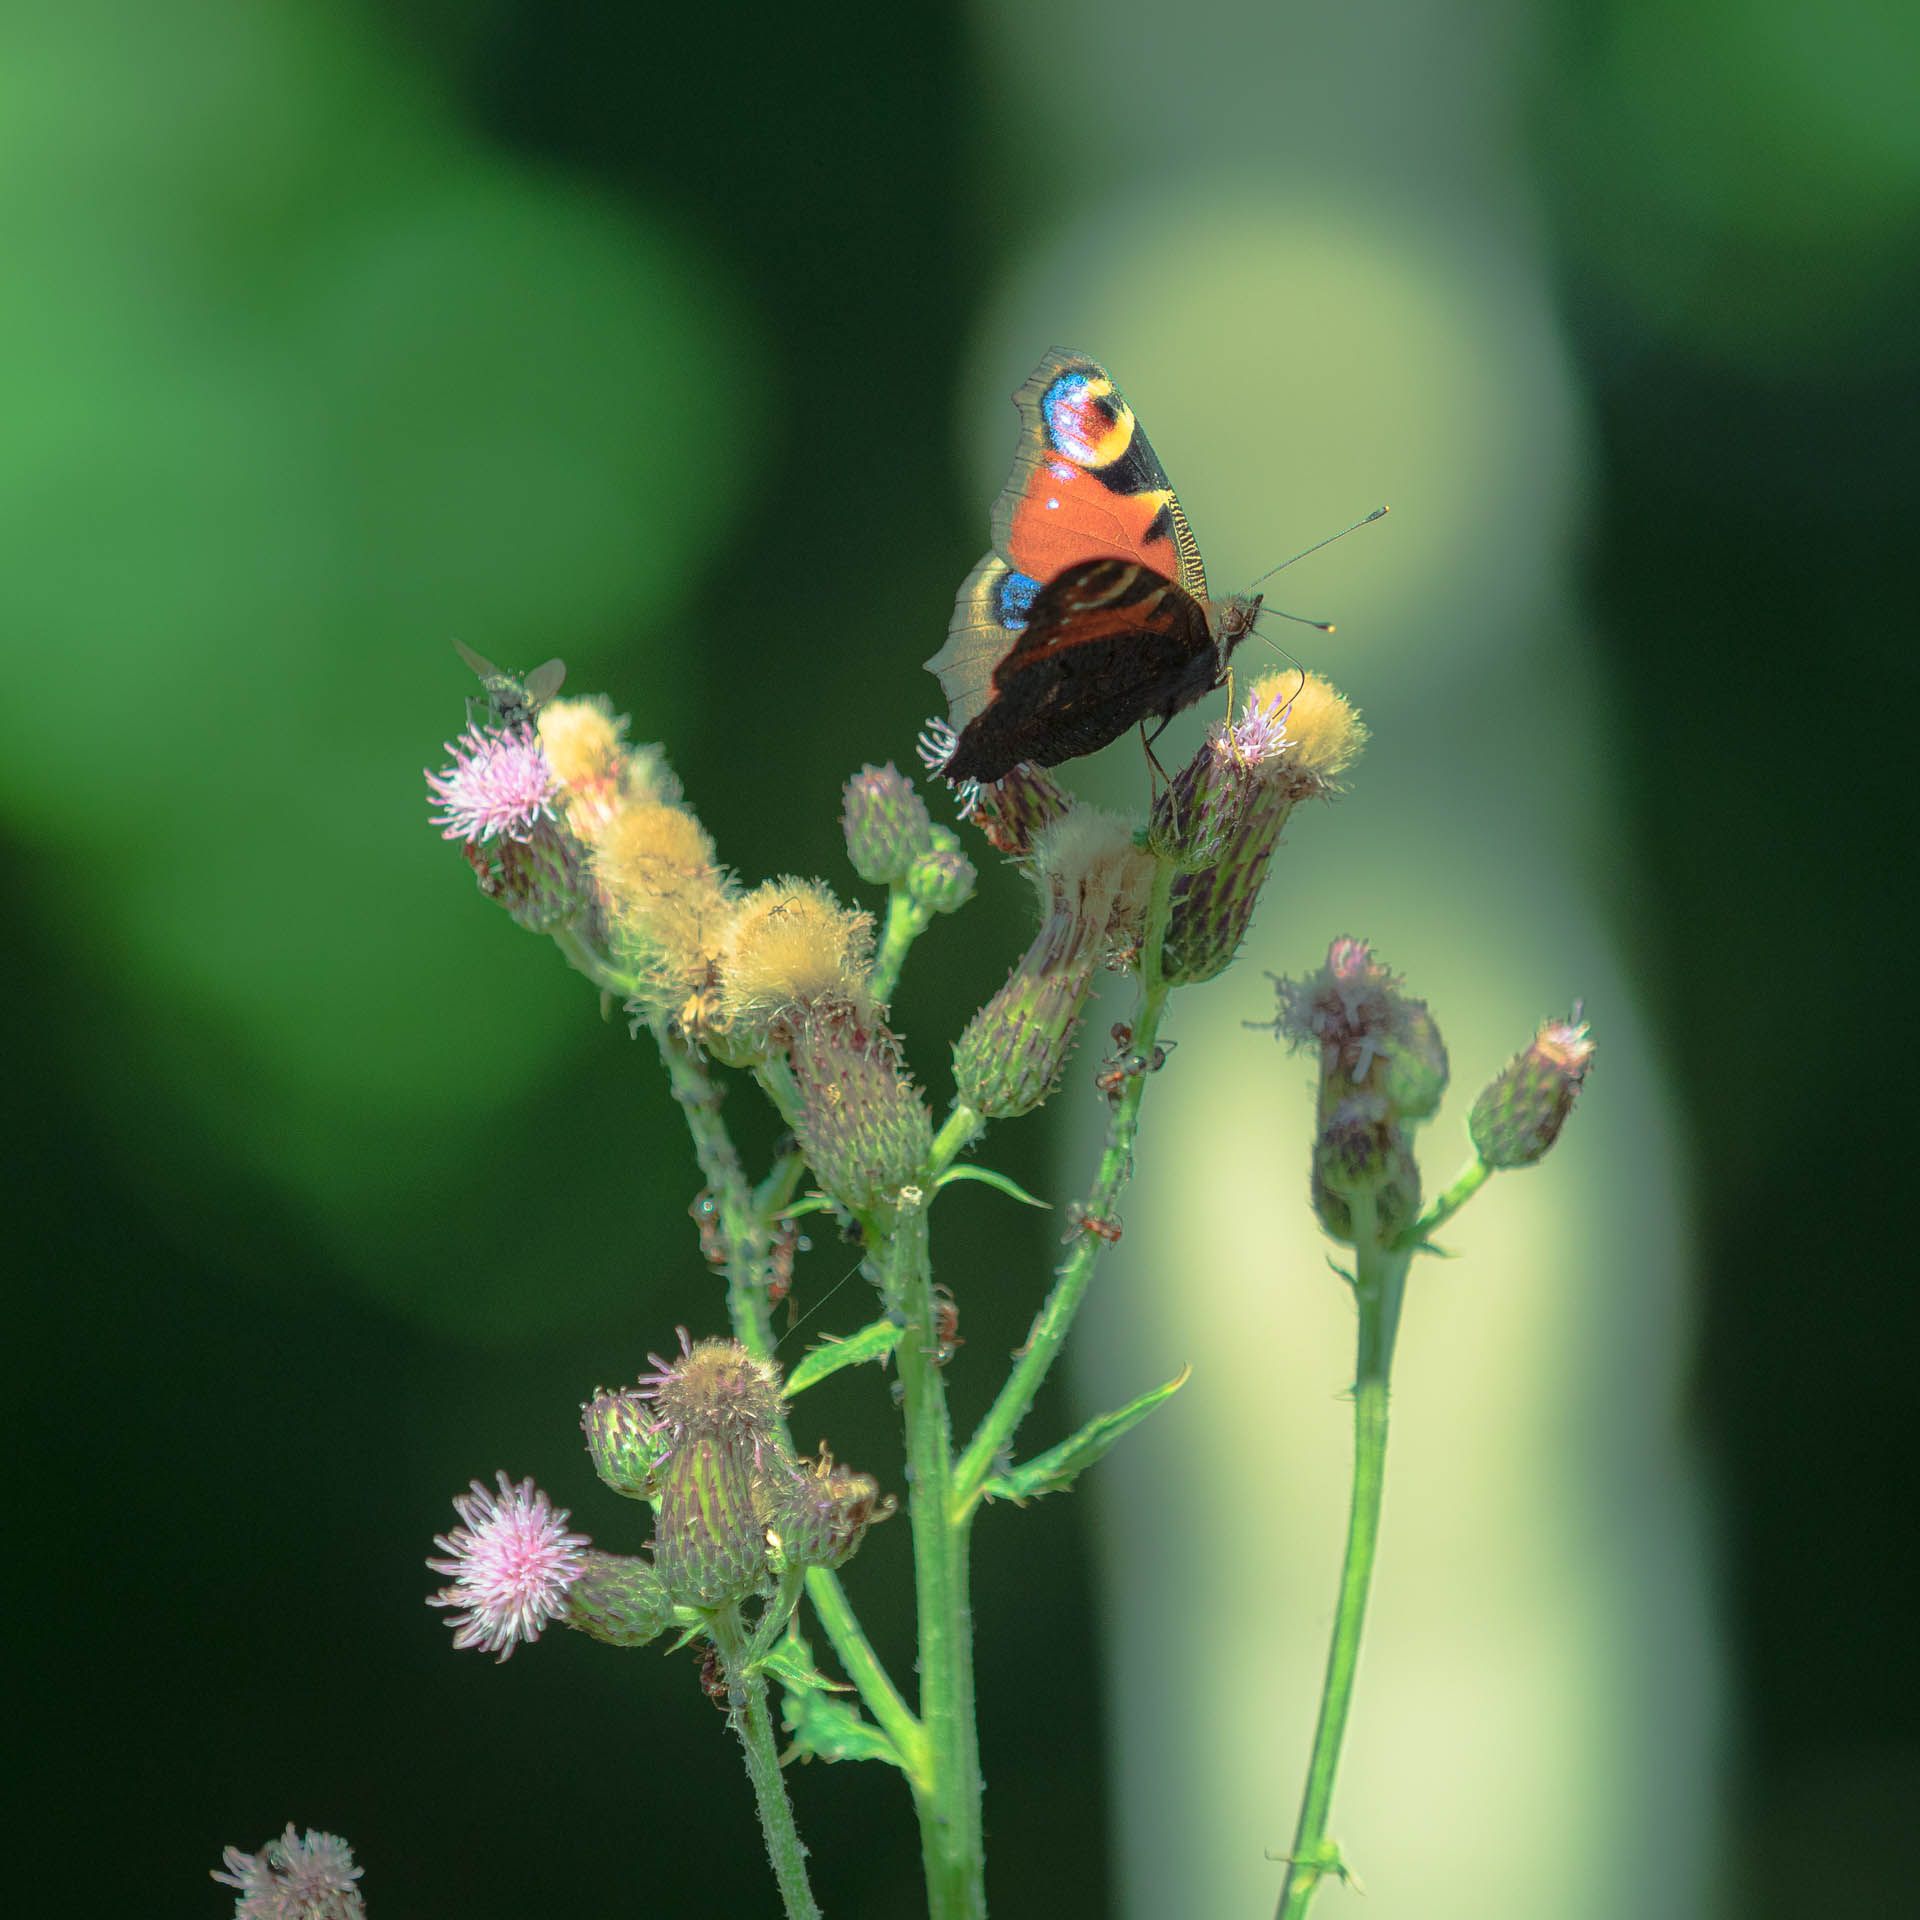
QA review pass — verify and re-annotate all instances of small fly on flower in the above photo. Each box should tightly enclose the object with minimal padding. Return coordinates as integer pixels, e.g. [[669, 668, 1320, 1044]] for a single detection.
[[453, 640, 567, 729]]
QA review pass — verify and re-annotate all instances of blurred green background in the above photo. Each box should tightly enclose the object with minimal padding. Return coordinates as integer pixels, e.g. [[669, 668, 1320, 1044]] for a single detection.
[[7, 0, 1915, 1913]]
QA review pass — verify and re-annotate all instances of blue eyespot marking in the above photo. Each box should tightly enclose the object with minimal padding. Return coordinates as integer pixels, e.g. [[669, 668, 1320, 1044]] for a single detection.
[[996, 570, 1041, 629], [1043, 375, 1104, 466]]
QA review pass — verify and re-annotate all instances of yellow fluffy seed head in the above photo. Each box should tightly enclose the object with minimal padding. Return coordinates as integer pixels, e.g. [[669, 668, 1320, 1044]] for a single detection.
[[1256, 669, 1367, 785], [717, 879, 875, 1045], [592, 802, 736, 1021], [537, 696, 628, 789]]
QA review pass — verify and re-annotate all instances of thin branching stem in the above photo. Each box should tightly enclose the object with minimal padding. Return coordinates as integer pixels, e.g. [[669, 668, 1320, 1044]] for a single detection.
[[1275, 1200, 1411, 1918], [954, 855, 1178, 1510]]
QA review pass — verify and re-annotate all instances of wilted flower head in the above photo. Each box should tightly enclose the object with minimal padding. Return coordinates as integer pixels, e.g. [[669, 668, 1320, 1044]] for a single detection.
[[212, 1824, 365, 1920], [591, 798, 736, 1027], [426, 725, 563, 845], [426, 1471, 590, 1662]]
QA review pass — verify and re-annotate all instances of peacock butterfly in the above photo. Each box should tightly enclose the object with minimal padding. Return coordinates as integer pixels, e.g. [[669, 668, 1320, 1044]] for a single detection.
[[922, 350, 1263, 786]]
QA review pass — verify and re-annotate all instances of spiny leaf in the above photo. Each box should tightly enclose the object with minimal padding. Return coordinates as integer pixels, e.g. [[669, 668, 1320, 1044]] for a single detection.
[[981, 1365, 1191, 1502]]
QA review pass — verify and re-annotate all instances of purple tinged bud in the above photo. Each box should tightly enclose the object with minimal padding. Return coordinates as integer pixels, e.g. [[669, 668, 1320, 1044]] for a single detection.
[[1470, 1015, 1595, 1168], [842, 763, 935, 885], [1311, 1091, 1423, 1244], [562, 1549, 675, 1647], [786, 1004, 933, 1209], [767, 1452, 895, 1573], [905, 825, 977, 914], [964, 763, 1074, 858], [582, 1386, 671, 1501]]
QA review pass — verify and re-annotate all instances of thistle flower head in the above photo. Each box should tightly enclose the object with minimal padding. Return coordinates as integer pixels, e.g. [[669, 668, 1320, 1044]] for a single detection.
[[960, 762, 1074, 858], [581, 1384, 672, 1501], [426, 724, 563, 845], [561, 1549, 675, 1649], [953, 808, 1151, 1118], [767, 1449, 895, 1573], [591, 799, 737, 1026], [788, 1001, 934, 1208], [212, 1825, 365, 1920], [636, 1332, 784, 1447], [1027, 808, 1157, 953], [1311, 1090, 1423, 1243], [842, 763, 935, 885], [1470, 1012, 1595, 1168], [537, 695, 628, 790], [715, 878, 876, 1049], [905, 826, 977, 916], [1158, 673, 1367, 984], [425, 1471, 590, 1662]]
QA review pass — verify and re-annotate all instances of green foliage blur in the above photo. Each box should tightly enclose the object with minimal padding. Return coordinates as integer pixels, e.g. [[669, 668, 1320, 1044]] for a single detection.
[[8, 1, 1916, 1915]]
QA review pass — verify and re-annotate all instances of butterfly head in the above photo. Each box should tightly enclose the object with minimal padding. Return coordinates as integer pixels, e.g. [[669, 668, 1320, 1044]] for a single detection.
[[1209, 593, 1265, 671]]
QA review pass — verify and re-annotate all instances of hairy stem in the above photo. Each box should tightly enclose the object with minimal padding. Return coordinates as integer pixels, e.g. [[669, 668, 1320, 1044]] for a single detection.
[[708, 1602, 823, 1920], [653, 1022, 920, 1765], [883, 1194, 985, 1920], [871, 887, 934, 1007], [1275, 1203, 1410, 1919]]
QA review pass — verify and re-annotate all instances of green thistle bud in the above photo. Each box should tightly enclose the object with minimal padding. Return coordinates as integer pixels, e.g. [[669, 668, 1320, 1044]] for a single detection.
[[637, 1337, 781, 1606], [954, 809, 1153, 1119], [1378, 1002, 1450, 1121], [905, 825, 977, 915], [953, 953, 1098, 1119], [842, 763, 934, 885], [766, 1452, 895, 1573], [653, 1431, 770, 1606], [1469, 1014, 1594, 1169], [1311, 1091, 1422, 1244], [965, 763, 1073, 858], [562, 1550, 674, 1647], [787, 1005, 933, 1210], [581, 1386, 670, 1501]]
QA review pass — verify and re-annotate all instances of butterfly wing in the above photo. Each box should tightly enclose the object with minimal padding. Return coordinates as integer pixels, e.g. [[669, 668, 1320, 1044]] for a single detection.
[[934, 559, 1218, 784], [926, 351, 1209, 736]]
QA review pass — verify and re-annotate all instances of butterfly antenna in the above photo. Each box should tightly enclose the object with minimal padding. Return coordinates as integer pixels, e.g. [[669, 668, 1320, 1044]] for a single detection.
[[1245, 506, 1389, 593]]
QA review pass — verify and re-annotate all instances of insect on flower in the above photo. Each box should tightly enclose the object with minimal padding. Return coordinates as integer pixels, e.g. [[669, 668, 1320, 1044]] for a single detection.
[[454, 639, 567, 730]]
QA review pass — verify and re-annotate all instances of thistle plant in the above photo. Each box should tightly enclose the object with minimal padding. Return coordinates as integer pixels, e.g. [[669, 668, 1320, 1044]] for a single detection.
[[217, 655, 1590, 1916]]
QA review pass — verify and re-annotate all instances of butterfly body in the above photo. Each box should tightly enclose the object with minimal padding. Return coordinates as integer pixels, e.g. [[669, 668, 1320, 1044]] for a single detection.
[[926, 351, 1258, 785]]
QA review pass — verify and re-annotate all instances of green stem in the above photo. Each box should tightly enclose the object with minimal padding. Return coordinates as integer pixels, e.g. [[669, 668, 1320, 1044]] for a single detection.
[[1275, 1204, 1411, 1919], [708, 1602, 823, 1920], [954, 855, 1177, 1511], [871, 888, 934, 1007], [1397, 1154, 1493, 1250], [883, 1195, 985, 1920], [652, 1021, 921, 1766]]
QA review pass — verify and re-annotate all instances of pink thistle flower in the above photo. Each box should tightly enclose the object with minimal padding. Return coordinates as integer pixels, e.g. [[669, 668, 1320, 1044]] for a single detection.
[[426, 1470, 590, 1661], [211, 1824, 365, 1919], [426, 724, 562, 845], [1228, 677, 1296, 765]]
